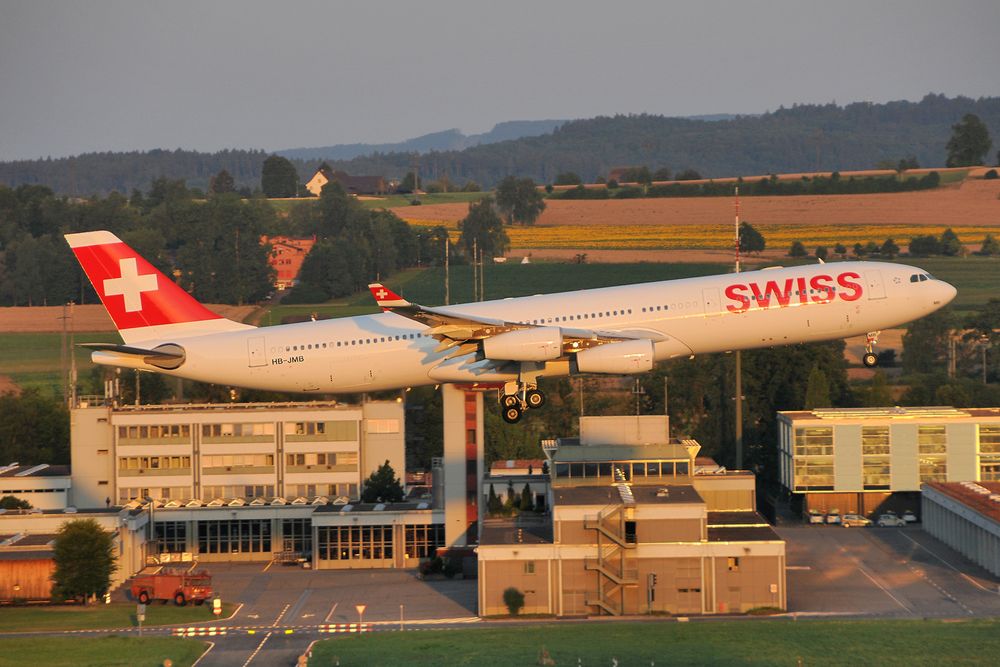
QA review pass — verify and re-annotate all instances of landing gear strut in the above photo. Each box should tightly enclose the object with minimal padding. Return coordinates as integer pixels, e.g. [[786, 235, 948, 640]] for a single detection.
[[499, 381, 547, 424], [863, 331, 881, 368]]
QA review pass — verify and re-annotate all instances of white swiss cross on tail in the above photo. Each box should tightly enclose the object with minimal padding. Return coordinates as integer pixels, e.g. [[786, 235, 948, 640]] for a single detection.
[[368, 282, 409, 310], [103, 257, 158, 312]]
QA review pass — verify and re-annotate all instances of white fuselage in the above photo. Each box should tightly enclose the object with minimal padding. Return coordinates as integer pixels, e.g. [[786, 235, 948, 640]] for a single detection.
[[94, 261, 955, 393]]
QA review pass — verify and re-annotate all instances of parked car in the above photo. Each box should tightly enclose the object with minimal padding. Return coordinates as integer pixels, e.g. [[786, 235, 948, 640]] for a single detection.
[[807, 509, 826, 524], [842, 514, 872, 527], [877, 513, 907, 527], [902, 510, 918, 523], [826, 509, 842, 525]]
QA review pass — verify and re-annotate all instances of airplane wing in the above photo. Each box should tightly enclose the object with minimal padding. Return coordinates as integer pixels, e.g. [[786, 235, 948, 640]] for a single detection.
[[367, 283, 663, 358]]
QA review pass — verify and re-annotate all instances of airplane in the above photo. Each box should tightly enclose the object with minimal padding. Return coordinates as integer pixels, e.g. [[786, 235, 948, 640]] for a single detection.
[[66, 230, 956, 423]]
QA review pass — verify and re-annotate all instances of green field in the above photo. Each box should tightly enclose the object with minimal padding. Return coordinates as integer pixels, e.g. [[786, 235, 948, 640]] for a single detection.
[[266, 191, 489, 214], [312, 618, 1000, 666], [0, 331, 118, 397], [0, 601, 235, 632], [0, 636, 206, 667]]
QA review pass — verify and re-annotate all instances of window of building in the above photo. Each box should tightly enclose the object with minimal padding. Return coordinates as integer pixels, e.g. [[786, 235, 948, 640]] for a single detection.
[[367, 419, 400, 434], [316, 525, 395, 561], [862, 426, 891, 489], [794, 427, 834, 456], [155, 521, 187, 553], [118, 424, 190, 440], [281, 518, 312, 556], [118, 455, 191, 471], [198, 519, 272, 554], [979, 425, 1000, 481], [523, 561, 536, 574], [403, 524, 445, 559], [727, 557, 740, 572], [919, 425, 947, 482], [202, 454, 274, 469]]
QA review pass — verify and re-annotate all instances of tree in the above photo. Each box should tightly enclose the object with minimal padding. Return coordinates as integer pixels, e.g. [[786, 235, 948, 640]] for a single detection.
[[979, 234, 1000, 256], [51, 519, 116, 603], [902, 308, 955, 374], [738, 222, 765, 254], [554, 172, 582, 186], [940, 228, 963, 256], [458, 197, 509, 259], [908, 234, 942, 256], [834, 243, 848, 258], [399, 170, 420, 193], [487, 484, 502, 515], [814, 245, 828, 261], [494, 176, 546, 226], [519, 483, 534, 512], [803, 365, 831, 409], [260, 155, 298, 198], [852, 242, 867, 259], [209, 169, 235, 195], [361, 460, 404, 503], [620, 166, 652, 185], [860, 371, 894, 407], [652, 167, 672, 181], [675, 169, 702, 181], [0, 495, 30, 510], [880, 238, 900, 259], [946, 114, 993, 167], [503, 587, 525, 615], [788, 241, 807, 258], [0, 390, 70, 464]]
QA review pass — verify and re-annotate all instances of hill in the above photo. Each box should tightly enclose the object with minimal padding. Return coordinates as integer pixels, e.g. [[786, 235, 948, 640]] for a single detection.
[[276, 120, 566, 161], [1, 94, 998, 195]]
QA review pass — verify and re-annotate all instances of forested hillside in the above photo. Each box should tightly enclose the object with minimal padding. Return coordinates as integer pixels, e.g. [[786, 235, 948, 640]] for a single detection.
[[1, 94, 997, 195]]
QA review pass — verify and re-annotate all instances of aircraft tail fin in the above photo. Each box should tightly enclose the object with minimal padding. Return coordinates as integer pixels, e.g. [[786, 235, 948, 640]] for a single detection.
[[65, 230, 254, 344], [368, 282, 411, 311]]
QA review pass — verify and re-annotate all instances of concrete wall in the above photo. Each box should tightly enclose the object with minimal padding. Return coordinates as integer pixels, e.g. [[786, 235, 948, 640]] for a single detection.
[[70, 407, 115, 508], [922, 488, 1000, 577], [580, 416, 668, 446]]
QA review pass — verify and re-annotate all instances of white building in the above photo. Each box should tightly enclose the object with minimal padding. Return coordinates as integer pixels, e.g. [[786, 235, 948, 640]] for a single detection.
[[778, 406, 1000, 515], [0, 463, 71, 511], [71, 400, 405, 509]]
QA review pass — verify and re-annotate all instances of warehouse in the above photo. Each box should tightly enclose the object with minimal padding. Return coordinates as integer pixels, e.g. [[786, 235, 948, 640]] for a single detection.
[[922, 481, 1000, 578]]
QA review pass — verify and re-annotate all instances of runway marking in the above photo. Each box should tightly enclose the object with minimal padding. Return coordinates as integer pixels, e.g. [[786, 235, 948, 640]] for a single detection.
[[271, 603, 290, 627], [324, 602, 339, 623], [785, 565, 812, 571], [856, 564, 914, 615], [900, 532, 998, 594], [191, 640, 216, 667], [261, 560, 274, 573], [369, 616, 481, 626], [242, 631, 272, 666]]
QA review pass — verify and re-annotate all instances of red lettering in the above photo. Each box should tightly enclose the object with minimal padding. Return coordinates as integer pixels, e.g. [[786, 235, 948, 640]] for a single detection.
[[837, 271, 863, 301], [751, 279, 794, 308], [725, 284, 750, 313], [809, 274, 834, 304]]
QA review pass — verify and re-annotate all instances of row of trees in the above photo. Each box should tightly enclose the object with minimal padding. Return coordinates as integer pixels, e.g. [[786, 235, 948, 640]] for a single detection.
[[786, 229, 1000, 260]]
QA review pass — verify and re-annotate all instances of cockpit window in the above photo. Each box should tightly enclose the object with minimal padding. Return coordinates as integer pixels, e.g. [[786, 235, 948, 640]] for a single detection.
[[910, 274, 919, 282]]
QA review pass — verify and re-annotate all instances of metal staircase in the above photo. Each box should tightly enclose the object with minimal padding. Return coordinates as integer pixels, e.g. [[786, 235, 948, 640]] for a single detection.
[[584, 483, 638, 615]]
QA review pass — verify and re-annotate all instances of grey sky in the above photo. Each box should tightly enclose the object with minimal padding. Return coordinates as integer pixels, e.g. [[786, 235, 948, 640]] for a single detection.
[[1, 0, 998, 161]]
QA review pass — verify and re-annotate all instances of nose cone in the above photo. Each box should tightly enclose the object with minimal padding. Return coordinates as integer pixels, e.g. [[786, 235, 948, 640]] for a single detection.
[[935, 280, 957, 307]]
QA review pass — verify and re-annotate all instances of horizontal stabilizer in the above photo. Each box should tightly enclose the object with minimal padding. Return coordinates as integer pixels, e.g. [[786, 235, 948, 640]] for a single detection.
[[79, 342, 186, 370]]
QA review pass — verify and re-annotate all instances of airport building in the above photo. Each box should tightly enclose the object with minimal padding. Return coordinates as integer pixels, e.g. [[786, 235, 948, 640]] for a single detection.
[[777, 407, 1000, 515], [477, 416, 786, 617], [921, 481, 1000, 578], [0, 463, 71, 511]]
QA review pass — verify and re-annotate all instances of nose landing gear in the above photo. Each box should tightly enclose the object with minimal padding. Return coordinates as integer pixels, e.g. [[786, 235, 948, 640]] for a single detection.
[[863, 331, 881, 368]]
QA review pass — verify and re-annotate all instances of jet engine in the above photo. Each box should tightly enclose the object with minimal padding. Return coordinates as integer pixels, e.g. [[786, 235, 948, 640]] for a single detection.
[[482, 327, 563, 361], [575, 339, 654, 374]]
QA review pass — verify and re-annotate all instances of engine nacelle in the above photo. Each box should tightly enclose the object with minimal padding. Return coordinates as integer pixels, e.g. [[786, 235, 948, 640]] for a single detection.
[[482, 327, 563, 361], [575, 339, 654, 374]]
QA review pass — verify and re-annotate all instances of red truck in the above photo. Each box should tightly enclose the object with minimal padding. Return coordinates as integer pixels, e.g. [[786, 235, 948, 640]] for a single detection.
[[130, 568, 213, 606]]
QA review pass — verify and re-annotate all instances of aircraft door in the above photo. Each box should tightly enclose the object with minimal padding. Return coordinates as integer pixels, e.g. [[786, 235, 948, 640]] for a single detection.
[[247, 336, 267, 367], [702, 287, 722, 316], [865, 271, 886, 300]]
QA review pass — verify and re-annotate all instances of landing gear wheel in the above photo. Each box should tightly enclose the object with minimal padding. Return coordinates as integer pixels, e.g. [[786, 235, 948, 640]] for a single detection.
[[502, 405, 523, 424], [525, 389, 546, 409], [863, 352, 879, 368], [502, 394, 520, 409]]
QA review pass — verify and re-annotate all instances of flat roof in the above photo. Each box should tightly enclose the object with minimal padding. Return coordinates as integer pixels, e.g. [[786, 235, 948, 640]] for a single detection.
[[554, 484, 703, 507], [553, 443, 693, 463], [924, 481, 1000, 525], [480, 519, 553, 545], [0, 464, 70, 478], [781, 406, 1000, 421], [707, 526, 782, 542], [82, 400, 377, 414], [707, 511, 770, 526]]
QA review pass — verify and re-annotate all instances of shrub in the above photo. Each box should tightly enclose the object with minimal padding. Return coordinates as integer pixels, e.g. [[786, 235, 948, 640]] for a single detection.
[[503, 587, 525, 615], [985, 169, 998, 180], [788, 241, 807, 257]]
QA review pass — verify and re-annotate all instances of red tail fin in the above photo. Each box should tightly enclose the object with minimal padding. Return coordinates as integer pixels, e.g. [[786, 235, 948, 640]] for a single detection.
[[66, 231, 250, 342]]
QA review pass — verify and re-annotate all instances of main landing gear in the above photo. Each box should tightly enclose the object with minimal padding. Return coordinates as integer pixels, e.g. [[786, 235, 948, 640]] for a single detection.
[[500, 383, 546, 424], [863, 331, 881, 368]]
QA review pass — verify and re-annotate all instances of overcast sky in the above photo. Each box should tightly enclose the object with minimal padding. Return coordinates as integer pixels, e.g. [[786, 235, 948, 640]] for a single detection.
[[2, 0, 999, 161]]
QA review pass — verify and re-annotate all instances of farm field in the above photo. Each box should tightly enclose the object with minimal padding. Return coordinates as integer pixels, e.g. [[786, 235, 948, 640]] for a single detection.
[[312, 618, 1000, 667], [0, 636, 205, 667], [395, 177, 1000, 232]]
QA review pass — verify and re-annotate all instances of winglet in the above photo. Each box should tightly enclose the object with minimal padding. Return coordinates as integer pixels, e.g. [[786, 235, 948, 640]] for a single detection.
[[368, 283, 410, 311]]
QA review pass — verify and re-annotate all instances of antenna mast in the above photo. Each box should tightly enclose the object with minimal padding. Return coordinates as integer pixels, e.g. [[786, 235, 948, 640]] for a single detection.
[[733, 185, 743, 469]]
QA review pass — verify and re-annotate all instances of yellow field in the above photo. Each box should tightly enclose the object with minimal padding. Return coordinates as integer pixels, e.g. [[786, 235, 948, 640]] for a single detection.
[[404, 220, 998, 251]]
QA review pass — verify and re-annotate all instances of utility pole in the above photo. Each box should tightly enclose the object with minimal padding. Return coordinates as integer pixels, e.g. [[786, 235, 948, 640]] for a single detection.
[[472, 239, 479, 302], [734, 187, 744, 470], [444, 236, 450, 305]]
